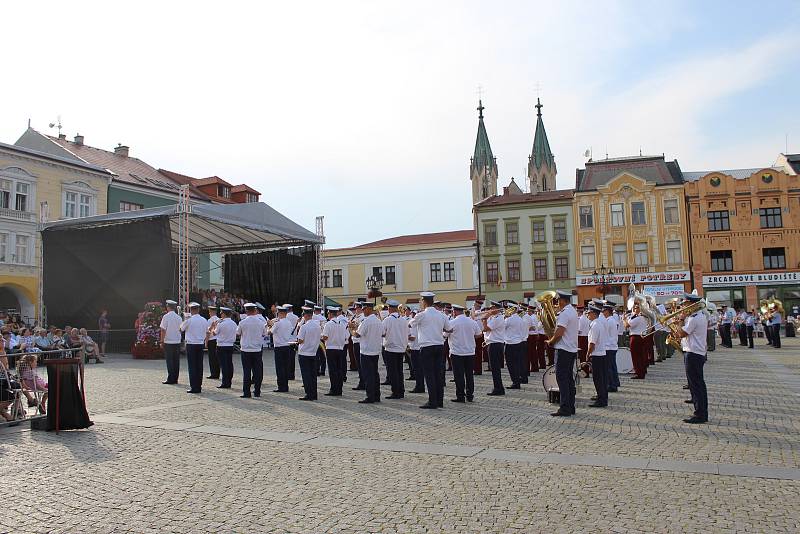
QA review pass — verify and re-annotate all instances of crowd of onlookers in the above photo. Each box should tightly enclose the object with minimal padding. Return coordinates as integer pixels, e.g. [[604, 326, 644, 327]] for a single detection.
[[192, 289, 256, 316], [0, 310, 105, 423]]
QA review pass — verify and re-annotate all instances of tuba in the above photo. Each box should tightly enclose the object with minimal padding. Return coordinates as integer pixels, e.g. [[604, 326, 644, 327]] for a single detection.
[[536, 290, 558, 337], [657, 299, 707, 352]]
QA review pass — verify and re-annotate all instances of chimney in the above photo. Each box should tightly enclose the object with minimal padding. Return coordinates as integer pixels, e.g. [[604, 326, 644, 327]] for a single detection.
[[74, 134, 84, 145], [114, 144, 129, 157], [58, 133, 66, 140]]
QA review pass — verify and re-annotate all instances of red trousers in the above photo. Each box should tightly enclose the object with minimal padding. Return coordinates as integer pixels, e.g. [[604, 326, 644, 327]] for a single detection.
[[535, 335, 547, 369], [630, 335, 647, 378], [527, 335, 538, 371], [646, 335, 655, 365], [578, 335, 588, 364], [474, 335, 484, 375]]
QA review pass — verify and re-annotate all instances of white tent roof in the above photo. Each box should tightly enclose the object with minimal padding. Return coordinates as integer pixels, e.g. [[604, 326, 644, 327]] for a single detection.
[[42, 202, 323, 253]]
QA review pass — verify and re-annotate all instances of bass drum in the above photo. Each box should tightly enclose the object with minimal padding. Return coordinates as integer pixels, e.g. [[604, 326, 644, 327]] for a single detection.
[[616, 347, 634, 375], [542, 365, 558, 392]]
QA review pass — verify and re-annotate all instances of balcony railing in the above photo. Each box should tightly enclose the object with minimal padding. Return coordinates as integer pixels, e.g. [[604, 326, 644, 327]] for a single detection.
[[0, 207, 34, 222]]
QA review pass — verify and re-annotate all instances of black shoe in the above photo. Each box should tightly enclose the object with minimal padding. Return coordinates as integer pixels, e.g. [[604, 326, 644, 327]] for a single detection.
[[684, 399, 694, 403], [216, 385, 231, 389], [254, 393, 261, 398], [509, 384, 521, 390], [186, 390, 201, 394], [487, 391, 505, 396], [386, 395, 404, 399], [240, 394, 251, 398], [683, 417, 707, 424], [451, 398, 465, 403], [551, 411, 571, 417], [410, 388, 425, 394], [358, 399, 374, 404], [682, 385, 690, 390], [206, 375, 219, 379], [419, 403, 437, 409], [324, 392, 341, 396], [298, 396, 315, 401], [352, 386, 365, 391], [466, 396, 474, 402], [406, 377, 415, 381], [273, 389, 287, 393], [591, 396, 598, 401], [608, 388, 618, 392], [520, 379, 529, 384], [381, 381, 391, 385], [162, 381, 177, 385], [588, 402, 607, 408]]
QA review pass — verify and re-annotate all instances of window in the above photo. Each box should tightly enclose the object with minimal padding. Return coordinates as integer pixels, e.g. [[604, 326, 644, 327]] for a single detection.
[[218, 185, 231, 199], [555, 257, 568, 279], [429, 263, 442, 282], [534, 258, 548, 280], [14, 234, 29, 264], [486, 261, 498, 284], [664, 199, 679, 224], [707, 210, 729, 231], [372, 266, 383, 281], [321, 270, 330, 288], [506, 260, 520, 282], [246, 193, 258, 203], [532, 220, 545, 243], [79, 194, 92, 217], [710, 250, 733, 272], [759, 207, 782, 229], [613, 244, 627, 267], [631, 201, 646, 225], [581, 245, 595, 269], [385, 266, 396, 285], [484, 223, 497, 246], [666, 240, 682, 264], [0, 180, 10, 209], [505, 221, 519, 245], [14, 183, 28, 212], [610, 204, 624, 227], [0, 233, 6, 262], [633, 242, 648, 266], [553, 220, 567, 242], [763, 248, 786, 270], [332, 269, 343, 287], [64, 192, 77, 219], [119, 201, 144, 212], [579, 205, 593, 228], [443, 262, 455, 282]]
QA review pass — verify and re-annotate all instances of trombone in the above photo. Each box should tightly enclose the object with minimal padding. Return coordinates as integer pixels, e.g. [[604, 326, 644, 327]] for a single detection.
[[650, 300, 707, 352]]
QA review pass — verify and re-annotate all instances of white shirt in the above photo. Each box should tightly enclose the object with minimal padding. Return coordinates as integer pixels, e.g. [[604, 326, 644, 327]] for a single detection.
[[357, 314, 384, 355], [297, 320, 322, 357], [286, 311, 299, 330], [351, 313, 363, 344], [504, 313, 528, 344], [554, 304, 578, 353], [448, 314, 482, 356], [383, 313, 408, 353], [722, 309, 734, 324], [160, 310, 183, 344], [269, 317, 294, 347], [410, 307, 448, 348], [603, 314, 619, 351], [587, 318, 607, 356], [237, 314, 266, 352], [207, 315, 220, 341], [322, 316, 348, 350], [181, 314, 208, 345], [532, 313, 545, 335], [312, 313, 326, 325], [681, 312, 709, 356], [628, 314, 647, 336], [408, 320, 420, 351], [577, 314, 590, 336], [215, 317, 237, 347], [484, 313, 506, 344], [770, 312, 782, 326]]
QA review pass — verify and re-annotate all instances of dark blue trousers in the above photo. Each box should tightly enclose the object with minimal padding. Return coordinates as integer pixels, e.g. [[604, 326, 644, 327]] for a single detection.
[[360, 353, 380, 401], [207, 339, 219, 378], [385, 351, 405, 397], [299, 355, 318, 399], [325, 348, 344, 394], [217, 345, 234, 387], [421, 344, 444, 407], [488, 342, 505, 394], [240, 350, 263, 397], [772, 325, 781, 348], [451, 354, 474, 400], [164, 343, 181, 383], [354, 343, 365, 389], [410, 349, 424, 392], [555, 349, 576, 414], [274, 346, 292, 392], [316, 345, 326, 376], [606, 349, 619, 390], [685, 351, 708, 420], [591, 354, 608, 405], [186, 344, 204, 392]]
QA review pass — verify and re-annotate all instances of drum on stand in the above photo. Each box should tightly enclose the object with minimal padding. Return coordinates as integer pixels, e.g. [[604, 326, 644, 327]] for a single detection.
[[616, 347, 634, 375], [541, 362, 581, 404]]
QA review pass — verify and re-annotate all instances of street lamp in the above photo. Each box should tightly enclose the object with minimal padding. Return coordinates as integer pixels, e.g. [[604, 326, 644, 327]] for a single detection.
[[592, 264, 614, 300], [365, 275, 384, 304]]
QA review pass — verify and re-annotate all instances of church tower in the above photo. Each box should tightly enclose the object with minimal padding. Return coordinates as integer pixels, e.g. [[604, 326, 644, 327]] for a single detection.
[[470, 100, 498, 205], [527, 98, 556, 193]]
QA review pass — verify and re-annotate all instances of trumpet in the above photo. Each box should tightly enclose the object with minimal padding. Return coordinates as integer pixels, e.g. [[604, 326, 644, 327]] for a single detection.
[[652, 300, 707, 351], [473, 308, 501, 322]]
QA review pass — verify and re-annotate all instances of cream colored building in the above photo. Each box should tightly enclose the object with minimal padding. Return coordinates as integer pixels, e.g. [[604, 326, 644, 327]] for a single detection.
[[322, 231, 478, 306], [0, 141, 111, 322]]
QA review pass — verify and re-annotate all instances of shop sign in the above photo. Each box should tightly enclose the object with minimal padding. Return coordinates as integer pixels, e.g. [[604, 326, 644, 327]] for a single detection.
[[576, 271, 690, 286], [702, 271, 800, 287], [641, 284, 686, 297]]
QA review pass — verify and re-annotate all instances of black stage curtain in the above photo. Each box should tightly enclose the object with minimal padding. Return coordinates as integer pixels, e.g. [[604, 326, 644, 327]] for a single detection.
[[224, 246, 317, 308], [42, 218, 173, 329]]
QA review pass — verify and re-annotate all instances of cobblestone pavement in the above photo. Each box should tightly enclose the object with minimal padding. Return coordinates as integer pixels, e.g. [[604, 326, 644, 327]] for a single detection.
[[1, 339, 799, 533]]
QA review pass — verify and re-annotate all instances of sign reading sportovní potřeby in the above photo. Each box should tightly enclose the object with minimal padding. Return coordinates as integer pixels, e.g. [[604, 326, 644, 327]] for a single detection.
[[576, 271, 690, 287], [702, 271, 800, 287]]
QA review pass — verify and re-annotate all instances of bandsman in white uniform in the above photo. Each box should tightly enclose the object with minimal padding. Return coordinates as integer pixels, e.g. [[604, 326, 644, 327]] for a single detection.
[[213, 306, 237, 389], [159, 299, 183, 385], [206, 305, 221, 380], [678, 293, 709, 424], [448, 305, 482, 402], [586, 304, 608, 407], [546, 290, 578, 417], [321, 306, 348, 396], [268, 306, 294, 393], [237, 303, 266, 398], [181, 302, 209, 394]]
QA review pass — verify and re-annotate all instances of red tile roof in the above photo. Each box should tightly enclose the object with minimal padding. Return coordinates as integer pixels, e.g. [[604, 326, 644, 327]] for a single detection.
[[350, 230, 476, 249], [160, 169, 259, 202], [232, 184, 260, 194], [474, 189, 574, 208]]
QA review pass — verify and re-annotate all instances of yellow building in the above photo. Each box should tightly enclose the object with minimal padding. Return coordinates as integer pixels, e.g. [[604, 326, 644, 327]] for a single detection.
[[322, 230, 478, 306], [0, 141, 111, 323], [573, 155, 691, 305]]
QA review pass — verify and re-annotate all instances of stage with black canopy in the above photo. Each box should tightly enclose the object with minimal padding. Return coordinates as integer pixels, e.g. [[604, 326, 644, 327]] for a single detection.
[[40, 202, 323, 329]]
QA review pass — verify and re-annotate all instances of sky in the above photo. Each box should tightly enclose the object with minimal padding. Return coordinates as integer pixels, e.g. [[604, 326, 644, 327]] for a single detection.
[[2, 0, 799, 248]]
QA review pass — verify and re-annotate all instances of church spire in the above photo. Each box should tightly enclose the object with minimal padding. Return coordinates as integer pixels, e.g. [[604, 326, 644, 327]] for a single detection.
[[528, 97, 557, 193], [470, 99, 498, 205]]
